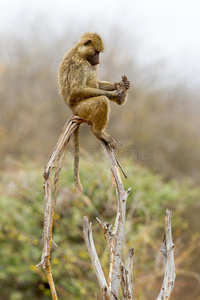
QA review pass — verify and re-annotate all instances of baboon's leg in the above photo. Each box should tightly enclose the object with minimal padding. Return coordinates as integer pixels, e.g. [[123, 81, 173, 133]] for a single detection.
[[74, 96, 116, 148]]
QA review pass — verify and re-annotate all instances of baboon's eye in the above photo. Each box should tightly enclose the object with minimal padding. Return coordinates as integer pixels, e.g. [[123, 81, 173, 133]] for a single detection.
[[84, 40, 92, 46]]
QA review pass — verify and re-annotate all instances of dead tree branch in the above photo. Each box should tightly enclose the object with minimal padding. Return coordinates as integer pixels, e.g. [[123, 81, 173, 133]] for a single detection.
[[36, 116, 176, 300], [83, 140, 133, 298], [156, 210, 176, 300], [36, 116, 91, 300], [36, 116, 128, 299], [83, 144, 175, 299], [121, 248, 134, 300], [83, 217, 114, 300]]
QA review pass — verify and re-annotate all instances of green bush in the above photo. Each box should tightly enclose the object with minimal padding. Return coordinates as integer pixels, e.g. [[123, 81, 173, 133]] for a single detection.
[[0, 157, 199, 299]]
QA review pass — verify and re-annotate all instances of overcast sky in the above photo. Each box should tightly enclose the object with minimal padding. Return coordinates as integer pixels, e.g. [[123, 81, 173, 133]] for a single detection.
[[1, 0, 200, 90]]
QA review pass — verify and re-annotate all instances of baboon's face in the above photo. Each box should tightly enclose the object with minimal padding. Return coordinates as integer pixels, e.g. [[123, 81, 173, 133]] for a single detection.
[[86, 49, 100, 65], [77, 33, 104, 65]]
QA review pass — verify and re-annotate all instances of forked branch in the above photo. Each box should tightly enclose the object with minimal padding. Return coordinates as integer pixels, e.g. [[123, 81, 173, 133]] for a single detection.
[[36, 116, 176, 300], [83, 139, 132, 298], [36, 116, 128, 299], [83, 146, 175, 299]]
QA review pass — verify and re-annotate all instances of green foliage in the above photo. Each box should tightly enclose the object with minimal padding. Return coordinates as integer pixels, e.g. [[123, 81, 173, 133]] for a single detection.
[[0, 158, 199, 299]]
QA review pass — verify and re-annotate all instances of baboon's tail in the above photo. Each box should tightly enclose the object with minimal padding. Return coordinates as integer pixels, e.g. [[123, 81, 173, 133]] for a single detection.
[[74, 126, 83, 195]]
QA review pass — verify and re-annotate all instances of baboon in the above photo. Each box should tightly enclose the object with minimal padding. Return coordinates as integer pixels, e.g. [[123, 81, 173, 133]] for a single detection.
[[58, 32, 130, 194]]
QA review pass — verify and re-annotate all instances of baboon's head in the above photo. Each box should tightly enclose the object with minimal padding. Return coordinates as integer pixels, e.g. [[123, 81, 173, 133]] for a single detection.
[[77, 32, 104, 65]]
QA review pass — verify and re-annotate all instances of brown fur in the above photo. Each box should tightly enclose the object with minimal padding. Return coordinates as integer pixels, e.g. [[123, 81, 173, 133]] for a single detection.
[[58, 32, 130, 194]]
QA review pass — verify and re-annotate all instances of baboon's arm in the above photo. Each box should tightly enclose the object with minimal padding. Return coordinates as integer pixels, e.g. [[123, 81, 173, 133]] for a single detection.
[[98, 81, 116, 91], [70, 86, 120, 102]]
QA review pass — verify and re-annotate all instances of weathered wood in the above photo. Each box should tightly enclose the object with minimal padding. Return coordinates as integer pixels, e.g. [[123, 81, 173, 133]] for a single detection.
[[156, 210, 176, 300], [37, 115, 176, 300], [83, 217, 114, 300], [37, 117, 90, 299], [121, 248, 134, 300], [100, 141, 131, 296], [37, 116, 129, 299], [84, 140, 132, 299]]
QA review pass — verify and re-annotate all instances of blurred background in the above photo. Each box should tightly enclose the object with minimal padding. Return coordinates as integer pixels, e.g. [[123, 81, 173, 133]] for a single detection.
[[0, 0, 200, 299]]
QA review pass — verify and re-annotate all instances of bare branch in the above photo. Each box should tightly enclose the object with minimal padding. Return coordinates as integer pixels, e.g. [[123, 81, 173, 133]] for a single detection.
[[37, 114, 176, 300], [83, 217, 114, 300], [121, 248, 134, 300], [37, 116, 91, 299], [37, 117, 91, 267], [127, 248, 134, 290], [99, 141, 131, 297], [156, 209, 176, 300], [83, 139, 132, 299]]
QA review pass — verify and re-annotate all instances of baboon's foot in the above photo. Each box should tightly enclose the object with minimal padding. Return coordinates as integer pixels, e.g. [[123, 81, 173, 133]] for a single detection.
[[101, 135, 117, 149], [94, 131, 116, 149], [115, 75, 130, 105], [122, 75, 130, 90]]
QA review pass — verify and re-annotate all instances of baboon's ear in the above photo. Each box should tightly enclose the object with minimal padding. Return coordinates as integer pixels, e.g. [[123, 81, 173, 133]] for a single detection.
[[84, 40, 92, 46]]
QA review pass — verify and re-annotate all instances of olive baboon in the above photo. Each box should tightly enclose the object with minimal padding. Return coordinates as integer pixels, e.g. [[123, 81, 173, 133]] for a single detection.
[[58, 32, 130, 194]]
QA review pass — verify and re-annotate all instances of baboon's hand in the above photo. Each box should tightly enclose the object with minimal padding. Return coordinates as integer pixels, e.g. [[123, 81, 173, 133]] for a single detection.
[[112, 89, 126, 105], [110, 89, 124, 98], [117, 90, 126, 105]]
